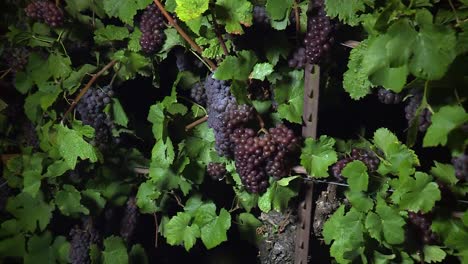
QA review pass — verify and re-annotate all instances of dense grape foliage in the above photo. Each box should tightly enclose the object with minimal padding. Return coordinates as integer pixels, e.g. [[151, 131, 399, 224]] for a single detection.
[[304, 0, 334, 65], [207, 162, 227, 181], [231, 124, 299, 193], [377, 88, 403, 104], [190, 82, 206, 106], [253, 6, 270, 26], [25, 0, 64, 27], [404, 91, 432, 132], [120, 196, 139, 244], [69, 226, 92, 264], [76, 86, 116, 148], [452, 154, 468, 182], [288, 47, 307, 69], [139, 4, 166, 54], [21, 120, 39, 149], [331, 148, 379, 179], [407, 211, 438, 245]]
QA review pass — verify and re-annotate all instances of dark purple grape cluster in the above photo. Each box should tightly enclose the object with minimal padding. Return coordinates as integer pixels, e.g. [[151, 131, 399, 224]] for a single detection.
[[304, 1, 334, 65], [25, 0, 64, 27], [205, 75, 255, 157], [120, 196, 139, 244], [190, 82, 206, 106], [2, 47, 29, 73], [253, 6, 270, 25], [288, 47, 307, 69], [76, 86, 117, 149], [377, 88, 403, 104], [139, 4, 166, 54], [331, 148, 380, 180], [69, 226, 91, 264], [404, 91, 432, 132], [408, 211, 438, 245], [207, 162, 227, 181], [452, 154, 468, 182], [230, 124, 299, 193], [21, 120, 39, 149]]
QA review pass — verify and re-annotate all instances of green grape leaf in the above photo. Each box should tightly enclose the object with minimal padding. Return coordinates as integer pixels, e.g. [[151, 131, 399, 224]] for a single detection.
[[24, 233, 69, 264], [48, 53, 72, 79], [103, 236, 128, 264], [237, 213, 262, 245], [324, 0, 371, 26], [423, 245, 446, 263], [463, 211, 468, 227], [94, 25, 129, 44], [345, 191, 373, 212], [215, 0, 252, 34], [300, 136, 337, 178], [63, 64, 97, 92], [365, 199, 405, 245], [457, 23, 468, 55], [234, 188, 257, 212], [273, 70, 304, 124], [192, 202, 217, 227], [22, 153, 45, 198], [250, 63, 274, 81], [150, 138, 175, 169], [82, 189, 107, 211], [214, 50, 258, 81], [409, 11, 456, 80], [200, 209, 231, 249], [103, 0, 151, 24], [423, 105, 468, 147], [258, 181, 298, 213], [343, 40, 374, 100], [128, 28, 142, 52], [129, 244, 148, 264], [0, 234, 26, 258], [342, 160, 368, 192], [430, 161, 458, 185], [390, 172, 440, 213], [158, 28, 185, 59], [266, 0, 293, 20], [175, 0, 209, 22], [432, 218, 468, 251], [6, 192, 54, 232], [111, 98, 129, 127], [136, 180, 161, 213], [164, 212, 200, 250], [55, 184, 89, 216], [196, 37, 232, 59], [113, 50, 152, 80], [374, 128, 419, 178], [264, 31, 291, 65], [148, 104, 166, 140], [55, 124, 98, 169], [323, 207, 365, 264]]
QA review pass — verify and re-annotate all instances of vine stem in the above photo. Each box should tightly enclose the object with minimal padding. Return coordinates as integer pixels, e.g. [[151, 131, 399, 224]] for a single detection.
[[185, 115, 208, 131], [62, 60, 117, 121], [293, 0, 301, 39], [153, 213, 159, 248], [152, 0, 217, 70], [256, 113, 265, 129], [210, 8, 229, 56]]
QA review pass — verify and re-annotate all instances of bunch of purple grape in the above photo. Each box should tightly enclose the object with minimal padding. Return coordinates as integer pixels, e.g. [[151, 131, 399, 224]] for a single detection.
[[25, 0, 64, 27], [331, 148, 380, 180], [139, 4, 166, 53]]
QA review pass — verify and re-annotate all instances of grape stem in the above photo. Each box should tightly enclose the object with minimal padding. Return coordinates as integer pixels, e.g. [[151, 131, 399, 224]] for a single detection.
[[256, 113, 265, 129], [210, 8, 229, 56], [152, 0, 217, 71], [293, 0, 300, 40], [62, 59, 117, 122], [185, 115, 208, 131]]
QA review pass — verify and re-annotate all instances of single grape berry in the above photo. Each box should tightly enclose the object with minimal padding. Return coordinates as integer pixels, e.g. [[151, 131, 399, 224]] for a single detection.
[[377, 88, 403, 104], [207, 162, 227, 181], [139, 4, 166, 53], [25, 0, 64, 27]]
